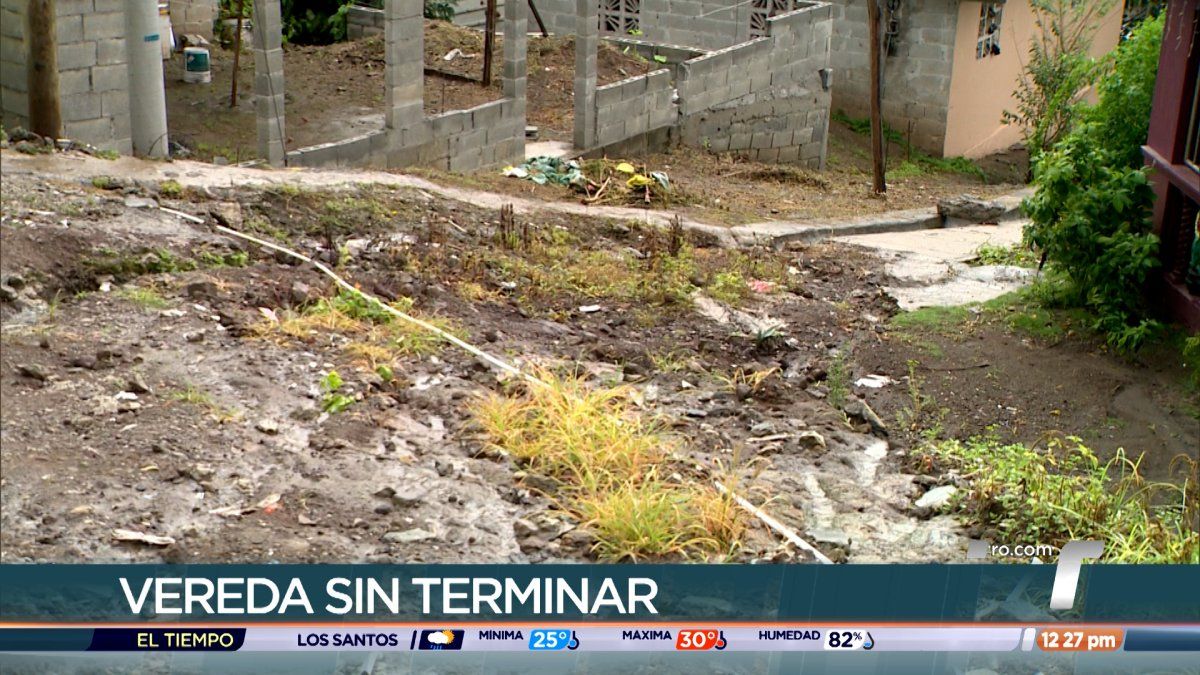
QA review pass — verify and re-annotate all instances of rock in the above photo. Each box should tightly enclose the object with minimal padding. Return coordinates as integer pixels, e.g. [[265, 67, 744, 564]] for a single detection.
[[381, 528, 435, 544], [684, 408, 708, 418], [68, 356, 98, 370], [809, 526, 851, 548], [209, 202, 243, 228], [255, 419, 279, 435], [187, 463, 216, 482], [185, 280, 219, 300], [289, 282, 314, 307], [4, 274, 25, 290], [483, 329, 502, 342], [513, 518, 539, 538], [937, 195, 1006, 224], [843, 397, 888, 436], [16, 363, 47, 381], [184, 331, 206, 343], [795, 430, 827, 451], [124, 196, 158, 209], [392, 491, 427, 508], [127, 373, 152, 394], [0, 285, 17, 303], [915, 485, 957, 510], [373, 503, 394, 515]]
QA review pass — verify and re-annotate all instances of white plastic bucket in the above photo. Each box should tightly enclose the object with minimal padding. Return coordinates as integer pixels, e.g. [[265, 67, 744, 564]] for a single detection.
[[183, 47, 211, 84]]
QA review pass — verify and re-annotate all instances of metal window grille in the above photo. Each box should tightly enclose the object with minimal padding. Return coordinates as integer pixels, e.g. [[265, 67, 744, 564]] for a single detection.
[[977, 2, 1003, 59]]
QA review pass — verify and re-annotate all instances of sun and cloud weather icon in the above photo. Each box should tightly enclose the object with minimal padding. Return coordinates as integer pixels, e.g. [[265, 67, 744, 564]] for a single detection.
[[416, 629, 464, 650]]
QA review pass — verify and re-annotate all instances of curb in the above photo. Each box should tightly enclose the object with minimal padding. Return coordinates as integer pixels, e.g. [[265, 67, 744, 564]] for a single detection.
[[726, 190, 1031, 248]]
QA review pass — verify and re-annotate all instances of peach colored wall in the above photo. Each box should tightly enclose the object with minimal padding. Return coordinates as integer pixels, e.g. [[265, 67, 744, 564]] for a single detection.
[[943, 0, 1124, 158]]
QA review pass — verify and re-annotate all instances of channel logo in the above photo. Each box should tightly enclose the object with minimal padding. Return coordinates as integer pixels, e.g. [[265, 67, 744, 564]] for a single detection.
[[414, 629, 465, 650]]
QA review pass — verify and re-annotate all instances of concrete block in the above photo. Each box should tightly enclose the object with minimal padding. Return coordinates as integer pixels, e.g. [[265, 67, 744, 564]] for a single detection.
[[101, 90, 129, 117], [59, 68, 91, 96], [96, 38, 125, 65], [90, 63, 126, 92], [750, 131, 772, 149], [57, 0, 94, 16], [83, 11, 124, 41], [60, 91, 101, 120], [56, 15, 83, 43], [63, 116, 113, 144], [777, 145, 800, 162], [93, 0, 124, 13]]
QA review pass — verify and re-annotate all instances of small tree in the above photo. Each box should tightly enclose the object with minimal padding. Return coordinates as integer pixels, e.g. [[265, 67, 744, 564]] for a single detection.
[[1003, 0, 1116, 161], [1023, 14, 1165, 351]]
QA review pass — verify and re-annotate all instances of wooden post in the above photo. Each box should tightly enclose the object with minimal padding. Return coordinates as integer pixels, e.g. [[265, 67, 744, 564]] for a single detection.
[[482, 0, 497, 86], [867, 0, 886, 195], [230, 0, 246, 107], [527, 0, 549, 37], [27, 0, 62, 139]]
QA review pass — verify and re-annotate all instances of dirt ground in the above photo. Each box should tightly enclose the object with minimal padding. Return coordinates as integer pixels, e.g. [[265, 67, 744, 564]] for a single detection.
[[2, 151, 1195, 566], [436, 125, 1022, 226]]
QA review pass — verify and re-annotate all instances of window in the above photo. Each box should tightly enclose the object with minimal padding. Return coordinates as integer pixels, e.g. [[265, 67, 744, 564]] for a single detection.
[[977, 2, 1003, 59], [750, 0, 800, 39], [599, 0, 640, 35]]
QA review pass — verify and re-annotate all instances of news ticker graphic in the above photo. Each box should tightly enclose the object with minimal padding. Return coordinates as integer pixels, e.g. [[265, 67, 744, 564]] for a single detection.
[[1, 625, 1198, 653], [3, 564, 1199, 624]]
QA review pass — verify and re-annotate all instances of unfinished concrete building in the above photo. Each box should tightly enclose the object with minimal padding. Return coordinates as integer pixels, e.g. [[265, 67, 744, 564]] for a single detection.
[[2, 0, 835, 171], [295, 0, 834, 170]]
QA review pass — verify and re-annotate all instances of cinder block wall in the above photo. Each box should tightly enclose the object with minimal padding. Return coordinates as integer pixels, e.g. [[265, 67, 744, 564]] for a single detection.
[[827, 0, 956, 155], [677, 3, 832, 168], [0, 0, 27, 130], [347, 5, 385, 39], [537, 0, 751, 50], [0, 0, 133, 151], [61, 0, 132, 151], [170, 0, 218, 39], [592, 69, 677, 148], [288, 0, 526, 171]]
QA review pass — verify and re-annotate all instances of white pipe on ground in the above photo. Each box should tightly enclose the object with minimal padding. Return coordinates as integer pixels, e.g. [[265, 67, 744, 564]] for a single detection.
[[125, 0, 169, 157]]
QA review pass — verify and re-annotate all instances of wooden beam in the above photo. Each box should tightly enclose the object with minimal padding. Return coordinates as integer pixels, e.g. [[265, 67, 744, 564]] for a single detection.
[[527, 0, 549, 37], [482, 0, 497, 86], [867, 0, 886, 195], [26, 0, 62, 139]]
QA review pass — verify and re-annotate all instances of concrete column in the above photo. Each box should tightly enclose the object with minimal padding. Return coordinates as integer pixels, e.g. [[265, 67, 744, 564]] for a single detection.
[[384, 0, 423, 130], [502, 0, 526, 157], [125, 0, 168, 157], [572, 0, 597, 150], [252, 0, 285, 166]]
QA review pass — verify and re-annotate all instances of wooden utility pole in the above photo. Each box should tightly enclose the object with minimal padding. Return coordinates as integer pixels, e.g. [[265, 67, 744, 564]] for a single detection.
[[867, 0, 886, 194], [230, 0, 246, 106], [27, 0, 62, 139], [482, 0, 497, 86]]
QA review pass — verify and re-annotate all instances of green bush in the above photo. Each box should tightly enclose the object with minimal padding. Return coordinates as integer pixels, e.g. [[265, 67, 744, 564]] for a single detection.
[[1023, 14, 1165, 351]]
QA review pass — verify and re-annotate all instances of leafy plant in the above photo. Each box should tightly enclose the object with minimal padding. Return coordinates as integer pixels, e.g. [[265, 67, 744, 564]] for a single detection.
[[918, 435, 1197, 563], [1023, 14, 1165, 351], [1002, 0, 1116, 161], [321, 370, 355, 413], [424, 0, 457, 21]]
